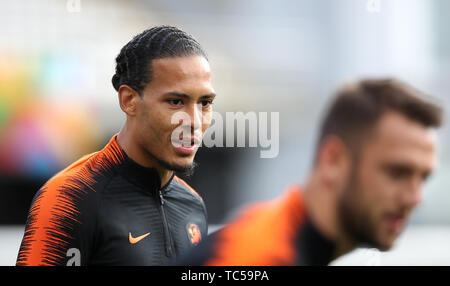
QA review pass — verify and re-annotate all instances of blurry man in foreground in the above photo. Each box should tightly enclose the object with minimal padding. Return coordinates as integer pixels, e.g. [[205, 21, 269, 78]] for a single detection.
[[177, 79, 443, 265]]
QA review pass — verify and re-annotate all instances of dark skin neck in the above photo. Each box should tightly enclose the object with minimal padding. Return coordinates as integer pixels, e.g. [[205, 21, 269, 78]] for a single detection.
[[116, 123, 173, 188]]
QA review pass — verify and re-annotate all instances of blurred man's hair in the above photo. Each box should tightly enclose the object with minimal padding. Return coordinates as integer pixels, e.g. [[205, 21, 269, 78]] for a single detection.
[[315, 78, 443, 160], [112, 25, 207, 95]]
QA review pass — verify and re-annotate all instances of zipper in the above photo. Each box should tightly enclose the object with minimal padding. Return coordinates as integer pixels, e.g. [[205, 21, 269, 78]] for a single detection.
[[159, 189, 175, 258]]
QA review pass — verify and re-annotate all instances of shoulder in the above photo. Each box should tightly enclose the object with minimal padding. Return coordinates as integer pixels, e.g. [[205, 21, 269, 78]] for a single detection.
[[203, 187, 305, 266], [16, 152, 114, 266], [225, 186, 304, 230], [43, 150, 118, 196], [34, 146, 125, 215]]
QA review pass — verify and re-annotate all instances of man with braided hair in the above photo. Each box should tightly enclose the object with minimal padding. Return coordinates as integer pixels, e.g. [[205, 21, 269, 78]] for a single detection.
[[16, 26, 216, 266]]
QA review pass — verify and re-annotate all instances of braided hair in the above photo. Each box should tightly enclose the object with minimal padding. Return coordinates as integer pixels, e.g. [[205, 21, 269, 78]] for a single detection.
[[112, 26, 208, 94]]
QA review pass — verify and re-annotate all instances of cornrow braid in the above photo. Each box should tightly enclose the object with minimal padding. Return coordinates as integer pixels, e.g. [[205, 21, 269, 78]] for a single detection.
[[112, 25, 208, 94]]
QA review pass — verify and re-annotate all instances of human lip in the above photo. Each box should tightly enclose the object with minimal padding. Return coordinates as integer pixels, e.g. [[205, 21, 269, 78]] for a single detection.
[[172, 137, 201, 155], [175, 144, 197, 155]]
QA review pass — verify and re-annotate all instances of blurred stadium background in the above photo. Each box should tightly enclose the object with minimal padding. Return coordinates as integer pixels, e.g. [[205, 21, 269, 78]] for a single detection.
[[1, 0, 449, 265]]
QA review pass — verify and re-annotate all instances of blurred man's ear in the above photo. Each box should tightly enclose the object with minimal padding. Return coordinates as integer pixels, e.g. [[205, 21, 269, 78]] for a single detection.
[[316, 135, 353, 192], [118, 85, 140, 116]]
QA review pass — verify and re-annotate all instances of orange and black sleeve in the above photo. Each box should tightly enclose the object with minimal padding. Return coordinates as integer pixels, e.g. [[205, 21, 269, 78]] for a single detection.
[[16, 159, 101, 266]]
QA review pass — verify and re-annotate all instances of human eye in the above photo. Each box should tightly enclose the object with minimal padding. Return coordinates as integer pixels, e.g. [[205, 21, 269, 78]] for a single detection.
[[200, 99, 213, 108], [168, 99, 183, 107]]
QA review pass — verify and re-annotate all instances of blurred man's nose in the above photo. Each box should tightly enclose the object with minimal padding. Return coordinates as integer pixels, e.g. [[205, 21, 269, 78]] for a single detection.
[[402, 177, 423, 209]]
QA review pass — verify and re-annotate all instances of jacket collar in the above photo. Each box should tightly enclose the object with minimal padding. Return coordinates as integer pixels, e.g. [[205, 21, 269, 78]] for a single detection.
[[295, 217, 336, 265], [106, 134, 174, 193], [290, 186, 336, 265]]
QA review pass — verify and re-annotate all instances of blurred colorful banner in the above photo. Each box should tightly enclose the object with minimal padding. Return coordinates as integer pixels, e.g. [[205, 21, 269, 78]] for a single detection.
[[0, 52, 102, 178]]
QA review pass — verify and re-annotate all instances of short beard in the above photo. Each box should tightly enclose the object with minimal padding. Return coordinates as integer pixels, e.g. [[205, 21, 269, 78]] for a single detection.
[[156, 157, 198, 178]]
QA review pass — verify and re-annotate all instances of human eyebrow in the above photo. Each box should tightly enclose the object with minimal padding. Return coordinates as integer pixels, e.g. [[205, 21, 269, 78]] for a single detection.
[[383, 163, 415, 178], [163, 91, 216, 99], [163, 92, 191, 99], [163, 92, 216, 101], [199, 93, 216, 100]]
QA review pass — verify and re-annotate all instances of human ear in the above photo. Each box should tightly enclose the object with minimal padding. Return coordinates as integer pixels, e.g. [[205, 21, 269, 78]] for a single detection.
[[118, 85, 140, 116]]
